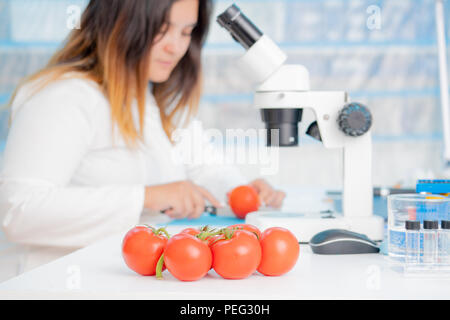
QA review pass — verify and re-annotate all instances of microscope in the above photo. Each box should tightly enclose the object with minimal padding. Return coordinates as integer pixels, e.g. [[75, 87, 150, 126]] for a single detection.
[[217, 4, 385, 242]]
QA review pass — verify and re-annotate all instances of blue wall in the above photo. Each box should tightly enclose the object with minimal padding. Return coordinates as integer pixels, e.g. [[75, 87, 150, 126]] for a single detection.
[[0, 0, 449, 185]]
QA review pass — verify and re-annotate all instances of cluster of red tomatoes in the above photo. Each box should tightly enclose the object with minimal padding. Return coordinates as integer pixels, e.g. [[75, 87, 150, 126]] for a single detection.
[[122, 224, 300, 281]]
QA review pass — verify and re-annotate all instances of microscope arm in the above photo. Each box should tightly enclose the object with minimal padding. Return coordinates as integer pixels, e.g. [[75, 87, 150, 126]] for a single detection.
[[255, 89, 374, 218]]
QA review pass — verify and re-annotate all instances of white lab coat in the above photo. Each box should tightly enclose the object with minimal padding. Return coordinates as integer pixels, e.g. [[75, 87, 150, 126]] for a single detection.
[[0, 74, 247, 273]]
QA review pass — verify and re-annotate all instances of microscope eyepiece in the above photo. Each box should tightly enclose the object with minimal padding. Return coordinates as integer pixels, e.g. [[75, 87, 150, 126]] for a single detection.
[[217, 4, 263, 50]]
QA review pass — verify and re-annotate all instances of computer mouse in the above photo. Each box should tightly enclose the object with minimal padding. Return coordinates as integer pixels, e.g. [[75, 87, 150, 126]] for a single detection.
[[309, 229, 380, 254]]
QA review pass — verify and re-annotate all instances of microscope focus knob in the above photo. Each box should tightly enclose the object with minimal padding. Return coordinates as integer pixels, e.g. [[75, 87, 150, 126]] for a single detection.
[[337, 102, 372, 137]]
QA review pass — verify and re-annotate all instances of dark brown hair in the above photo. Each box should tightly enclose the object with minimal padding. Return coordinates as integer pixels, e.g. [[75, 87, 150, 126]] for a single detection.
[[7, 0, 213, 148]]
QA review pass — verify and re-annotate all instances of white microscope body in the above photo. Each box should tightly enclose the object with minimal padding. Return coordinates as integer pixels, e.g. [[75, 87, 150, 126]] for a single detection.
[[218, 5, 385, 242]]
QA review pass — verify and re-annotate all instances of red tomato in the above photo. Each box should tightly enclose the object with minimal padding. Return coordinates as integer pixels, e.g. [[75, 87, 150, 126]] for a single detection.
[[257, 227, 299, 276], [204, 234, 224, 270], [163, 233, 212, 281], [227, 224, 262, 240], [228, 185, 261, 219], [211, 230, 262, 279], [121, 225, 168, 276], [180, 227, 201, 237]]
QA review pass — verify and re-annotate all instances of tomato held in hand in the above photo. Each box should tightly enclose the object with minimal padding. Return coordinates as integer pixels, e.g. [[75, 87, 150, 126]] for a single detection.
[[257, 227, 299, 276], [121, 225, 169, 276], [163, 233, 212, 281], [228, 185, 261, 219], [211, 229, 262, 279]]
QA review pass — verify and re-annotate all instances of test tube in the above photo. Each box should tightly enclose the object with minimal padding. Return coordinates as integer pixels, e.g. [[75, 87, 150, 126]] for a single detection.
[[405, 220, 420, 265], [422, 220, 438, 265], [438, 220, 450, 265]]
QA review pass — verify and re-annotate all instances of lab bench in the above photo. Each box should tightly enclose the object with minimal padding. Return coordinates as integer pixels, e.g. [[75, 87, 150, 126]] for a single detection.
[[0, 226, 448, 300], [0, 188, 448, 300]]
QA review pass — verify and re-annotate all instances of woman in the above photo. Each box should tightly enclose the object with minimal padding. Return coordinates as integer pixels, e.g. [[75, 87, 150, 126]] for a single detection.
[[0, 0, 285, 271]]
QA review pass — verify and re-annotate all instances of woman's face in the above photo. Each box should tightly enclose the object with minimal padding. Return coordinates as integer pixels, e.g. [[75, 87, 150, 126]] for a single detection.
[[148, 0, 199, 83]]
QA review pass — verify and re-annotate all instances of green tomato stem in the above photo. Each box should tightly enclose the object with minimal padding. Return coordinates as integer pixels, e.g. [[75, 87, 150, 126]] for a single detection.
[[155, 253, 165, 280], [197, 229, 225, 241], [143, 224, 156, 233], [156, 227, 171, 239]]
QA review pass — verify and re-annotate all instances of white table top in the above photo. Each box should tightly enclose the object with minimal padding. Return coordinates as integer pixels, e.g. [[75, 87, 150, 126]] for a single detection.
[[0, 225, 449, 300], [0, 187, 449, 300]]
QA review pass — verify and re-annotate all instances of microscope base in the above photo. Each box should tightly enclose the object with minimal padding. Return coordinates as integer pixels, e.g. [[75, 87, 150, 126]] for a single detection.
[[245, 211, 385, 243]]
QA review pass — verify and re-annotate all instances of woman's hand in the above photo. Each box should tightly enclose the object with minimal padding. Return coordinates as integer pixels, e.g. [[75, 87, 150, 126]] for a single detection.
[[248, 178, 286, 209], [144, 181, 222, 220]]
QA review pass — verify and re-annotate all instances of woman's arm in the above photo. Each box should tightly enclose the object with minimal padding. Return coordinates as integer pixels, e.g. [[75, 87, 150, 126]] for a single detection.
[[0, 80, 145, 248], [144, 180, 222, 220], [0, 180, 145, 248]]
